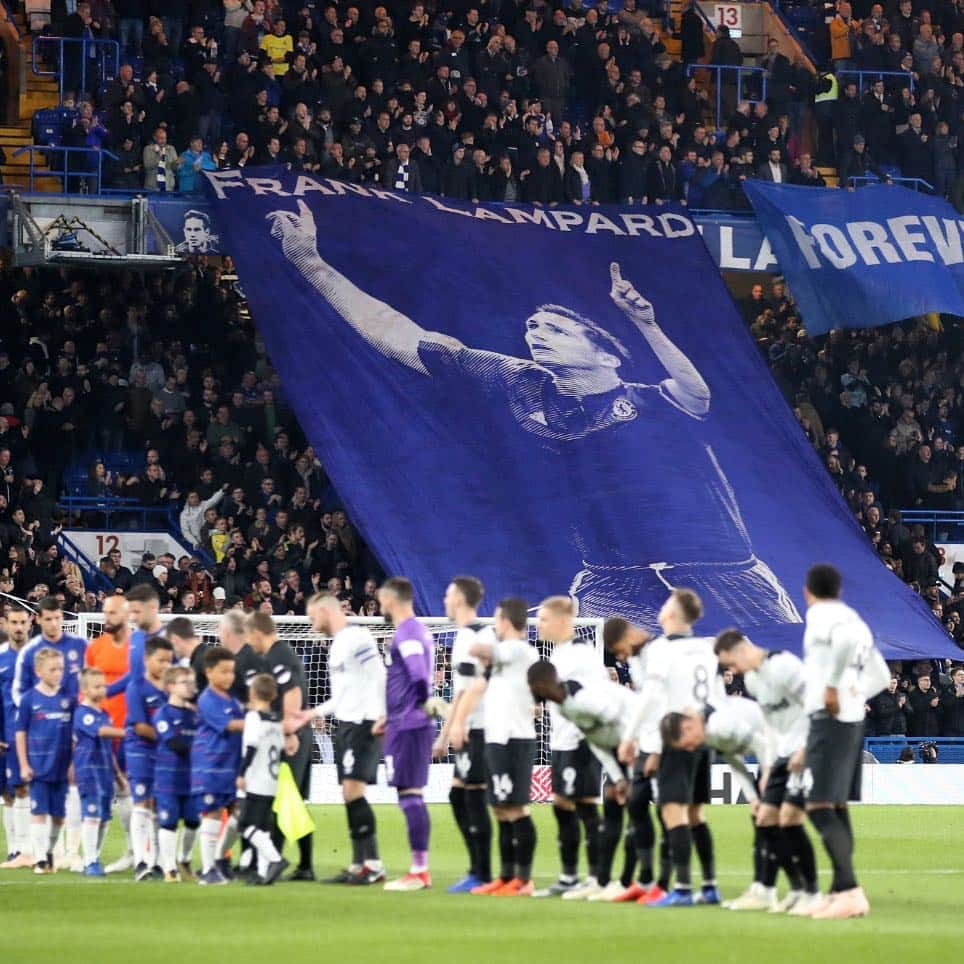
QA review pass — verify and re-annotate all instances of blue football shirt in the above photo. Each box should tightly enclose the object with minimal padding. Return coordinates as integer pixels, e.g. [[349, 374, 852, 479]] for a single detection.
[[16, 688, 73, 782], [191, 688, 243, 796]]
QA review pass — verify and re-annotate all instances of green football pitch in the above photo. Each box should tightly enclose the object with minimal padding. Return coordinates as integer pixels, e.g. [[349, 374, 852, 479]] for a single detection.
[[2, 804, 959, 962]]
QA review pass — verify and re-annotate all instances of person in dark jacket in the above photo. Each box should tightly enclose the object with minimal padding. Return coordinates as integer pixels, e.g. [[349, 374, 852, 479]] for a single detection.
[[899, 112, 934, 184], [618, 137, 649, 202], [906, 673, 942, 737], [646, 145, 682, 202], [382, 143, 423, 193], [679, 0, 706, 65], [442, 144, 474, 199], [838, 134, 892, 187], [940, 666, 964, 736], [866, 675, 908, 735], [521, 146, 563, 203]]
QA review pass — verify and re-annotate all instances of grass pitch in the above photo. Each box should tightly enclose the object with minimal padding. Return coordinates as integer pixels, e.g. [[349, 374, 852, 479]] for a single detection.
[[2, 805, 959, 963]]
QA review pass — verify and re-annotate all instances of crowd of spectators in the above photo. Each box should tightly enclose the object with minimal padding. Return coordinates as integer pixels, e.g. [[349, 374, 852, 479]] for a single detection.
[[0, 259, 382, 617], [864, 662, 964, 738], [745, 274, 964, 644]]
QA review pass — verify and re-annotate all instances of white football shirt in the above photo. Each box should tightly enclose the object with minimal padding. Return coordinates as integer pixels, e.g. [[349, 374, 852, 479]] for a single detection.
[[803, 600, 875, 722], [548, 640, 609, 752], [451, 624, 496, 730], [626, 646, 661, 754], [559, 678, 638, 783], [743, 650, 808, 759], [242, 710, 284, 797], [328, 625, 387, 724], [484, 637, 538, 745], [628, 634, 722, 750]]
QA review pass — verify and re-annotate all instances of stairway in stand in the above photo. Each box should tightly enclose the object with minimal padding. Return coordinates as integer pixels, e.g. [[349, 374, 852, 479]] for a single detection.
[[2, 13, 64, 192]]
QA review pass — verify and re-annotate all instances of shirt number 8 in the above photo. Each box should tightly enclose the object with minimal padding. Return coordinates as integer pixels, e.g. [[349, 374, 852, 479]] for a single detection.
[[692, 666, 710, 704]]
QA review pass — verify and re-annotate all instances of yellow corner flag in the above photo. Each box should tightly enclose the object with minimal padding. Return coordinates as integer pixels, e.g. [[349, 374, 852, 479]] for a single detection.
[[272, 763, 315, 841]]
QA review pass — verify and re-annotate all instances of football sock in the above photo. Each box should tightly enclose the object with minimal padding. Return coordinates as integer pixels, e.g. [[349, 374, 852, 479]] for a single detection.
[[158, 827, 178, 873], [81, 820, 100, 867], [513, 815, 537, 882], [347, 798, 377, 869], [776, 826, 805, 890], [398, 795, 430, 870], [30, 820, 49, 863], [658, 836, 673, 890], [620, 825, 637, 888], [48, 819, 61, 855], [242, 826, 282, 877], [199, 816, 221, 874], [465, 787, 492, 882], [597, 798, 623, 887], [14, 795, 31, 855], [497, 819, 515, 881], [752, 822, 765, 883], [809, 808, 857, 892], [576, 802, 600, 879], [2, 800, 14, 855], [784, 824, 818, 892], [692, 822, 716, 885], [179, 825, 198, 864], [217, 814, 239, 861], [836, 806, 854, 846], [65, 786, 81, 858], [448, 786, 471, 871], [667, 825, 692, 889], [96, 821, 108, 857], [131, 806, 153, 867], [553, 806, 579, 879], [628, 785, 655, 885], [758, 824, 781, 888]]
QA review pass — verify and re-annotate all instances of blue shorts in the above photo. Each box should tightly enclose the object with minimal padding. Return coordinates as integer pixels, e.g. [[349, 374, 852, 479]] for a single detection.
[[129, 777, 154, 803], [5, 751, 24, 790], [30, 780, 68, 819], [79, 792, 112, 822], [384, 725, 433, 791], [194, 791, 235, 814], [156, 793, 200, 829]]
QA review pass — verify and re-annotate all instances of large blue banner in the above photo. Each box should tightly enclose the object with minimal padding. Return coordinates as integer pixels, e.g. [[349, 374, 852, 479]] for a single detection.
[[206, 168, 957, 658], [745, 181, 964, 335]]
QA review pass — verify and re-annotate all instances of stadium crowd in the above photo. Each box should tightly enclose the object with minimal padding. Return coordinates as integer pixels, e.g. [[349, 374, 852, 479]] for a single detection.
[[3, 0, 964, 200]]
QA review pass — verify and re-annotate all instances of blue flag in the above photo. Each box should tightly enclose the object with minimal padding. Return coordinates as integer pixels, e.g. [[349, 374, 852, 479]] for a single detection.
[[744, 180, 964, 335], [205, 169, 957, 658]]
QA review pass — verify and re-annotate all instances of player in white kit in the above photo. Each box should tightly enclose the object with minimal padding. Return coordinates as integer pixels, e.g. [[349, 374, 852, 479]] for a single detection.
[[435, 576, 496, 892], [792, 564, 889, 920], [296, 593, 387, 885], [714, 629, 820, 915], [450, 597, 540, 897], [538, 596, 610, 899], [618, 589, 724, 907]]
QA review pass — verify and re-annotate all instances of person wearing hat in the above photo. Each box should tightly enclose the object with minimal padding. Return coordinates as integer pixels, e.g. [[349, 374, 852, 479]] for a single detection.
[[837, 132, 891, 188]]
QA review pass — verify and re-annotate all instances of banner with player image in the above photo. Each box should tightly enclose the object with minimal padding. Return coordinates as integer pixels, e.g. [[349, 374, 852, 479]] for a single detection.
[[205, 168, 957, 658]]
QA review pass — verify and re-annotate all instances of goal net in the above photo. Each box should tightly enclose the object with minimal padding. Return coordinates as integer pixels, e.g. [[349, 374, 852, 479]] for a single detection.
[[73, 612, 604, 804]]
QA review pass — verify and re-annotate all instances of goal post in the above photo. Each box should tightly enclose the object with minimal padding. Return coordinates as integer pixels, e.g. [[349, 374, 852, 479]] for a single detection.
[[73, 612, 605, 804]]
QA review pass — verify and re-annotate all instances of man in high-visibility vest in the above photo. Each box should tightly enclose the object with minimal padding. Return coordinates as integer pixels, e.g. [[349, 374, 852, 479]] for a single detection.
[[814, 70, 839, 166]]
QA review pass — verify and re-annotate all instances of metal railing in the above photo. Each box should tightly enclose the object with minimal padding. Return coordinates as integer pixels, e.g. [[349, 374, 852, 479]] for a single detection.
[[836, 69, 915, 97], [686, 63, 767, 132], [58, 495, 180, 530], [865, 737, 964, 764], [32, 35, 120, 102], [58, 530, 116, 594], [13, 144, 117, 194], [900, 510, 964, 543], [847, 175, 935, 192]]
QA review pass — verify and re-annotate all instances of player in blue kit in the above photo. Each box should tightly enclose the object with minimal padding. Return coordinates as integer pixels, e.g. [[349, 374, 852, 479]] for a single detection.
[[125, 635, 174, 881], [107, 584, 164, 699], [0, 604, 33, 868], [192, 646, 245, 886], [15, 648, 73, 874], [154, 665, 200, 883], [13, 597, 88, 871], [72, 667, 125, 876], [377, 577, 437, 893]]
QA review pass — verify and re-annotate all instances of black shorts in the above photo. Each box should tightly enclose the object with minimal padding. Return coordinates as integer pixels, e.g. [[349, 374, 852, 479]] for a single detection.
[[631, 754, 658, 803], [453, 728, 487, 786], [485, 739, 535, 807], [551, 742, 602, 800], [762, 756, 806, 810], [657, 746, 711, 805], [239, 793, 275, 834], [805, 713, 863, 804], [335, 720, 382, 785]]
